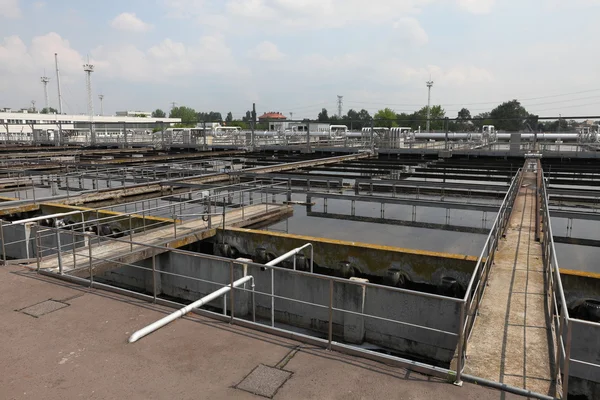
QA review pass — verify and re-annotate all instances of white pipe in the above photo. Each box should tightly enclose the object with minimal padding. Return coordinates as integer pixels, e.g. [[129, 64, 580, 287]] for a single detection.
[[265, 243, 312, 267], [8, 210, 83, 225], [128, 275, 253, 343]]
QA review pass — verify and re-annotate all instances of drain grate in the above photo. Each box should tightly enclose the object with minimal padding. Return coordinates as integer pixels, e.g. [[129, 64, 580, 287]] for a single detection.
[[236, 364, 292, 398], [18, 300, 69, 318]]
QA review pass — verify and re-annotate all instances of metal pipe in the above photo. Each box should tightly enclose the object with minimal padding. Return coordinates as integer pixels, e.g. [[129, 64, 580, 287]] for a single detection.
[[461, 374, 555, 400], [265, 243, 312, 267], [8, 210, 82, 225], [128, 275, 252, 343], [0, 220, 5, 265]]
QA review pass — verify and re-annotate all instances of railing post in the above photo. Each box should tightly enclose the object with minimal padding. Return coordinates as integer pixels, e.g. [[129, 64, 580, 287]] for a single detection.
[[328, 279, 334, 350], [152, 254, 157, 303], [35, 226, 41, 272], [454, 302, 466, 386], [0, 220, 6, 265], [229, 260, 234, 324], [88, 236, 93, 287], [129, 214, 133, 251], [563, 320, 572, 399], [56, 229, 63, 274], [271, 268, 275, 327], [173, 213, 177, 238]]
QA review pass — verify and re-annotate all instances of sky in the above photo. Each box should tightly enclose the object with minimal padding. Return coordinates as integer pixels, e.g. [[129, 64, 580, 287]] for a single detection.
[[0, 0, 599, 119]]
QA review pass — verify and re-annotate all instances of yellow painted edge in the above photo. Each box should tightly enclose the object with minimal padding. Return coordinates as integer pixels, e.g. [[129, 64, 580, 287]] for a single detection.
[[0, 196, 17, 201], [41, 202, 174, 223], [561, 268, 600, 280], [226, 227, 480, 262]]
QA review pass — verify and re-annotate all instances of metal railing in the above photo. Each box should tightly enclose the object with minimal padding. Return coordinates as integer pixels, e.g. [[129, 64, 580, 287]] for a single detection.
[[33, 225, 463, 381], [540, 171, 600, 399], [454, 167, 524, 384]]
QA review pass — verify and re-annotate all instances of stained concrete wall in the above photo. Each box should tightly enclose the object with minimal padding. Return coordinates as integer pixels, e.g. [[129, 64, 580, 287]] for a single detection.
[[560, 270, 600, 400], [216, 228, 478, 287], [98, 250, 461, 366], [1, 223, 82, 260]]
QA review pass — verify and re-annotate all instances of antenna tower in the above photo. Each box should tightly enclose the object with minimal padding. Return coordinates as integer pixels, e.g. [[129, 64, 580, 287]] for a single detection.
[[426, 80, 434, 132], [41, 75, 50, 110], [337, 95, 343, 118]]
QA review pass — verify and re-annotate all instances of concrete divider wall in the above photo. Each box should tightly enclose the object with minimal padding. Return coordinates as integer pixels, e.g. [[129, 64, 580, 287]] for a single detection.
[[217, 228, 478, 287], [98, 250, 461, 366], [560, 270, 600, 399], [1, 224, 81, 260], [566, 320, 600, 400]]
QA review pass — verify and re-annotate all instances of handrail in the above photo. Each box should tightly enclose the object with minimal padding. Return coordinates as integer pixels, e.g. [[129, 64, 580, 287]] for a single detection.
[[128, 275, 253, 343]]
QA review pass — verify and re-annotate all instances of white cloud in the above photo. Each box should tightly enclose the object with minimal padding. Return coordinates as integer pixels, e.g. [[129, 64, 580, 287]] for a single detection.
[[251, 41, 285, 61], [110, 12, 153, 33], [0, 0, 21, 18], [32, 1, 45, 10], [456, 0, 495, 14], [393, 17, 428, 46], [92, 35, 249, 83]]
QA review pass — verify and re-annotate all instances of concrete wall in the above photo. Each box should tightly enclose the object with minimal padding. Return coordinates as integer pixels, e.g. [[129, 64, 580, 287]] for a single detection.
[[561, 270, 600, 400], [98, 250, 461, 366], [216, 228, 477, 287], [1, 223, 82, 260]]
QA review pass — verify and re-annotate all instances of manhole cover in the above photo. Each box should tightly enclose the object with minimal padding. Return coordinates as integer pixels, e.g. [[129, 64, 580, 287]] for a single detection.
[[236, 364, 292, 398], [18, 300, 69, 318]]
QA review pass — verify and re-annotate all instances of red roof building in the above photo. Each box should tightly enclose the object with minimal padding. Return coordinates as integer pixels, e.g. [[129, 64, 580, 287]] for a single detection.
[[258, 111, 287, 121]]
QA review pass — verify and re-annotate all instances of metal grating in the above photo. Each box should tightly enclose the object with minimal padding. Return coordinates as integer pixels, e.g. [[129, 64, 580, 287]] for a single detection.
[[236, 364, 292, 398], [18, 300, 69, 318]]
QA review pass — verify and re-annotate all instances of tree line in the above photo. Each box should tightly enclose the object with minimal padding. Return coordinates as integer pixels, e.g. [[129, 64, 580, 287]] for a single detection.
[[152, 100, 589, 132], [318, 100, 584, 132]]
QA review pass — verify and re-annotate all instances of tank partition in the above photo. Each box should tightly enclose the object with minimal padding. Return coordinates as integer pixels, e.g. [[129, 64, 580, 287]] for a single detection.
[[213, 228, 478, 287], [84, 238, 462, 367], [559, 270, 600, 400], [541, 172, 600, 400]]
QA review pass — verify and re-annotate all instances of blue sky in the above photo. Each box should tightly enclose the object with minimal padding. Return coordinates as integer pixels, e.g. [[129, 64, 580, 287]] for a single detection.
[[1, 0, 599, 119]]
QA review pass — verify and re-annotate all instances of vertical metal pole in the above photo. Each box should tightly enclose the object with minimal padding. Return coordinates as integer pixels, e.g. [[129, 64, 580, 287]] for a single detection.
[[455, 302, 465, 386], [0, 220, 6, 265], [563, 321, 572, 398], [251, 279, 256, 323], [229, 261, 235, 323], [56, 229, 63, 274], [271, 268, 275, 327], [328, 279, 333, 350], [88, 238, 93, 287], [129, 215, 133, 251], [173, 213, 177, 238], [35, 227, 41, 272], [152, 255, 157, 303], [72, 230, 76, 269]]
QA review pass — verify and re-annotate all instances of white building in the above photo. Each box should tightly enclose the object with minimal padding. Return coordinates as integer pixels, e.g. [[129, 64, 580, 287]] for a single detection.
[[0, 111, 180, 136]]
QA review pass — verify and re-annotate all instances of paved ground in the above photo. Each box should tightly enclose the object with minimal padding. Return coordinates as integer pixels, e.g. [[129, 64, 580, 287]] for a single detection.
[[0, 264, 526, 400], [464, 171, 555, 396]]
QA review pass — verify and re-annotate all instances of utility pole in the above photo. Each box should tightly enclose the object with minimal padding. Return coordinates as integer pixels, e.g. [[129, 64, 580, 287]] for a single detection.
[[337, 95, 343, 118], [54, 53, 63, 114], [31, 100, 36, 112], [83, 57, 95, 144], [290, 112, 293, 120], [40, 75, 50, 110], [170, 102, 177, 110], [426, 80, 434, 132], [98, 94, 104, 116]]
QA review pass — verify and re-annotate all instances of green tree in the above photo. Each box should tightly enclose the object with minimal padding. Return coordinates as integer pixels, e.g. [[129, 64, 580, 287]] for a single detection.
[[41, 107, 58, 114], [197, 111, 223, 122], [318, 108, 329, 122], [413, 105, 445, 130], [226, 112, 233, 122], [151, 109, 166, 118], [374, 108, 398, 128], [169, 106, 198, 126], [472, 112, 493, 131], [456, 108, 472, 131], [489, 100, 529, 131]]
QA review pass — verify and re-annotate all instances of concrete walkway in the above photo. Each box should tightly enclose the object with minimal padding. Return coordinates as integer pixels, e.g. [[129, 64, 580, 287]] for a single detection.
[[464, 171, 555, 396], [35, 203, 291, 276], [1, 264, 526, 400]]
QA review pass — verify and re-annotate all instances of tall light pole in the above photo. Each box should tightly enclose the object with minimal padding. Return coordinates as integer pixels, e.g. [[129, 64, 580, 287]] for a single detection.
[[55, 53, 63, 114], [426, 80, 434, 132], [83, 58, 95, 143], [41, 75, 50, 110]]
